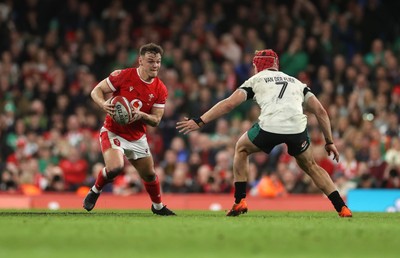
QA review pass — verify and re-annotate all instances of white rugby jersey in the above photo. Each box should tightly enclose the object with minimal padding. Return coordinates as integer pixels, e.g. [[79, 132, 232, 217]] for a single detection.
[[239, 69, 314, 134]]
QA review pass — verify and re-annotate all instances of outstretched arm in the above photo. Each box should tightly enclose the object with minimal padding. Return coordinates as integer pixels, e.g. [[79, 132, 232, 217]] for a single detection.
[[304, 95, 339, 162], [176, 89, 247, 134]]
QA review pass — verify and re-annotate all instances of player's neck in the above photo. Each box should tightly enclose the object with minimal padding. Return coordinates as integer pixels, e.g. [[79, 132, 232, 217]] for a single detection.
[[138, 67, 154, 83]]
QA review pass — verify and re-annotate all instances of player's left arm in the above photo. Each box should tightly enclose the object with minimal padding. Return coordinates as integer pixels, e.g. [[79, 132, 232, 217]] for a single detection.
[[131, 82, 167, 127], [132, 106, 164, 127], [304, 94, 339, 162]]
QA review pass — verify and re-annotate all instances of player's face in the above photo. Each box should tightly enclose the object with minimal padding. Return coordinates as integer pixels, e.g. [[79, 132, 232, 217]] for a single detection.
[[140, 52, 162, 79]]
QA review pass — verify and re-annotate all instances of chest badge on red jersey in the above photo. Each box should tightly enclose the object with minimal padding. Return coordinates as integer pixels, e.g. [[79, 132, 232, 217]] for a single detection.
[[148, 94, 154, 101], [129, 86, 134, 92]]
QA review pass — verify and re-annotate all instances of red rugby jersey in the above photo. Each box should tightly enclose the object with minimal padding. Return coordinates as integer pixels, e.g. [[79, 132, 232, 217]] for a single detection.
[[103, 68, 168, 141]]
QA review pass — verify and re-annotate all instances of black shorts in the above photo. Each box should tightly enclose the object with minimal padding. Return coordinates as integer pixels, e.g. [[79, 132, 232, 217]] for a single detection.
[[247, 123, 310, 156]]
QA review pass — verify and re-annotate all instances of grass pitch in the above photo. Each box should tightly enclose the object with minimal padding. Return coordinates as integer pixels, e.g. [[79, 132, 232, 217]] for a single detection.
[[0, 210, 399, 258]]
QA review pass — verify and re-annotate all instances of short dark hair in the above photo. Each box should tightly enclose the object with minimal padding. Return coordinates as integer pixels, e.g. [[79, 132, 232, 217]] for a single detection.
[[139, 43, 163, 56]]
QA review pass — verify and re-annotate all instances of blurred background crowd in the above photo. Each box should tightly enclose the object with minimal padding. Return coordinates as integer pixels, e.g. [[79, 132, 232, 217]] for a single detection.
[[0, 0, 399, 197]]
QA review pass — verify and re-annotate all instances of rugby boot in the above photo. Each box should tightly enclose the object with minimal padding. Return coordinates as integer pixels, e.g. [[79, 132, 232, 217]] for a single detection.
[[151, 205, 176, 216], [226, 199, 248, 216], [83, 189, 100, 211], [338, 206, 353, 217]]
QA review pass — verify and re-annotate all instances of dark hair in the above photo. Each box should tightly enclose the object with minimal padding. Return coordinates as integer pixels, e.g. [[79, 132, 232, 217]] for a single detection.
[[139, 43, 164, 56]]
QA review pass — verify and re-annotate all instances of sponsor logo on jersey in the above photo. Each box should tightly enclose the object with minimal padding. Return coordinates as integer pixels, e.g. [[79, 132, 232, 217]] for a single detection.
[[131, 99, 143, 109]]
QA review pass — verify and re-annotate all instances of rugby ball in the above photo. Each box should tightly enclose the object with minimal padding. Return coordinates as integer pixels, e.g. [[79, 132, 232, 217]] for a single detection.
[[110, 96, 132, 125]]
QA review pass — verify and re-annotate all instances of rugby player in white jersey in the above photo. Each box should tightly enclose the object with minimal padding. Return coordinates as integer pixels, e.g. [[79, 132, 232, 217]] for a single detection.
[[177, 49, 352, 217]]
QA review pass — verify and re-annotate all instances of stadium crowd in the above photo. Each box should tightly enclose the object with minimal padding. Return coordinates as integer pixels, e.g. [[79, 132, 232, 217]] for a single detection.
[[0, 0, 399, 197]]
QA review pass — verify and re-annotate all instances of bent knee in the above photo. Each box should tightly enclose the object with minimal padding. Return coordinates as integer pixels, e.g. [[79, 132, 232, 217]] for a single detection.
[[235, 141, 251, 155], [235, 135, 260, 155], [106, 166, 124, 180], [296, 158, 318, 173], [142, 174, 156, 182]]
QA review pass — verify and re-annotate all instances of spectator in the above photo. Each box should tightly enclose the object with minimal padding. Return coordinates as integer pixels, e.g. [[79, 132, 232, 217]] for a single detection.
[[160, 149, 177, 179], [218, 33, 242, 66], [37, 144, 58, 175], [0, 169, 18, 192], [337, 145, 359, 181], [385, 138, 400, 168], [169, 162, 193, 193], [357, 173, 377, 189], [212, 150, 233, 193], [368, 144, 388, 186], [191, 164, 213, 193], [42, 164, 65, 192], [170, 136, 190, 163], [253, 172, 287, 198], [59, 146, 88, 191], [381, 168, 400, 189], [364, 39, 385, 68], [280, 37, 309, 77]]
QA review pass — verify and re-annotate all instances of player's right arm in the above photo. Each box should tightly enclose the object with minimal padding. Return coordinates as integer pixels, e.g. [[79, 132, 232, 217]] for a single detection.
[[91, 79, 115, 116], [200, 89, 247, 124], [176, 89, 246, 134]]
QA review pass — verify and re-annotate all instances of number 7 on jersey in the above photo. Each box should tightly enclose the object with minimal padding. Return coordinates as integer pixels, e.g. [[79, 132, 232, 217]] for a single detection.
[[276, 81, 288, 99]]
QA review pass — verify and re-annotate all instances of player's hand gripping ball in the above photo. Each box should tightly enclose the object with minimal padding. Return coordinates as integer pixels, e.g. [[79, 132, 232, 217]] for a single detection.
[[110, 96, 132, 125], [130, 100, 142, 122]]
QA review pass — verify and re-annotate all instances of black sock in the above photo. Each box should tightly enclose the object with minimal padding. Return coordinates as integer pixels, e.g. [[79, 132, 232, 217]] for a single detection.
[[328, 190, 346, 212], [234, 182, 247, 204]]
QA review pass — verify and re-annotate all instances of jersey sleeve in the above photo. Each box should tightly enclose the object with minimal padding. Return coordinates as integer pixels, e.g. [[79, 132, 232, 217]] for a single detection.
[[106, 69, 129, 92], [239, 78, 255, 100], [302, 83, 314, 102], [153, 81, 168, 109]]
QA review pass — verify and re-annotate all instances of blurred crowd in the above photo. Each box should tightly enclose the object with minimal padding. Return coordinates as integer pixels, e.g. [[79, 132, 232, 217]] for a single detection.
[[0, 0, 399, 197]]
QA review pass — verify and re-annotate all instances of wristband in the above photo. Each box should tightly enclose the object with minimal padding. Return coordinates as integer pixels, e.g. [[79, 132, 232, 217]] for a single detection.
[[192, 117, 205, 127], [325, 138, 333, 146]]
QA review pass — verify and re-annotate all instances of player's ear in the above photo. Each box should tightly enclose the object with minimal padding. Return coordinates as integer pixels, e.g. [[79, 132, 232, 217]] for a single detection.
[[138, 56, 143, 66], [253, 63, 258, 74]]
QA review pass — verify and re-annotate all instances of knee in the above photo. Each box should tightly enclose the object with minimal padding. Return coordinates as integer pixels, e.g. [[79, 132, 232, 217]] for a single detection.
[[297, 159, 317, 174], [305, 163, 319, 175], [235, 143, 248, 157], [106, 166, 124, 180], [142, 173, 156, 182]]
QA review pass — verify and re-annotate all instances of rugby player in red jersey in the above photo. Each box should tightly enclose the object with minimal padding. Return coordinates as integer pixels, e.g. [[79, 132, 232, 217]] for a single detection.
[[83, 43, 175, 215]]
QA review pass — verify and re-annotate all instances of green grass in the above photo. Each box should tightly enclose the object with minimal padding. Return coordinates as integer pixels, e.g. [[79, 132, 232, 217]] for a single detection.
[[0, 210, 399, 258]]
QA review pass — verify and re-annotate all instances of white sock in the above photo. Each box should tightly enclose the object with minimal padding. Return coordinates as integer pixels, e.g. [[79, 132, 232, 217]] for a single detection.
[[152, 202, 164, 210], [91, 186, 101, 194]]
